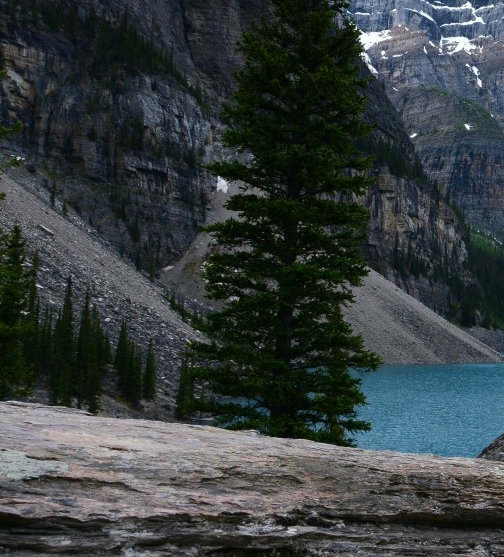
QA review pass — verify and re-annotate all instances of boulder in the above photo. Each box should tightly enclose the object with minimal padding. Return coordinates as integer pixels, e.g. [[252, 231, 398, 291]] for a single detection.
[[478, 433, 504, 462], [2, 401, 504, 555]]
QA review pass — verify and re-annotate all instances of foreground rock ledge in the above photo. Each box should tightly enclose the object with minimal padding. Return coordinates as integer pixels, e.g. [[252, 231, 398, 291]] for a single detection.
[[2, 403, 504, 556]]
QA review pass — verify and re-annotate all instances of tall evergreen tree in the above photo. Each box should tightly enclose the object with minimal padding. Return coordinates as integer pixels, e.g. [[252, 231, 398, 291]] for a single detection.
[[114, 318, 129, 394], [175, 353, 195, 420], [0, 222, 34, 397], [178, 0, 381, 445], [0, 71, 32, 397], [114, 319, 142, 404], [132, 346, 143, 404], [0, 223, 31, 326], [23, 252, 41, 371], [92, 304, 112, 370], [39, 306, 55, 378], [75, 293, 103, 413]]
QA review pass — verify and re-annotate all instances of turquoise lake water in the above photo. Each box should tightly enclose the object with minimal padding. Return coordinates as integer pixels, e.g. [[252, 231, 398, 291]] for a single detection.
[[352, 363, 504, 458]]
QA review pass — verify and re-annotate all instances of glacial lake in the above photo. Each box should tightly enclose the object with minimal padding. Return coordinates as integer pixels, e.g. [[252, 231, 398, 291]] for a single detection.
[[352, 363, 504, 458]]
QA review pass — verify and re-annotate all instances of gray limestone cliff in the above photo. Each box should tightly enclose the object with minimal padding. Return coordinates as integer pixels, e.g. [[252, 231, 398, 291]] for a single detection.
[[352, 0, 504, 241], [0, 0, 267, 271], [2, 401, 504, 556], [361, 79, 468, 312], [0, 0, 472, 318]]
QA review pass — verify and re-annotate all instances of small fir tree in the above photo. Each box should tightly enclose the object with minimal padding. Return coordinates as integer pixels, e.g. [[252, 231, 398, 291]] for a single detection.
[[50, 278, 75, 405], [92, 304, 112, 370], [142, 339, 157, 401], [38, 306, 54, 377], [114, 320, 143, 404], [124, 342, 142, 405], [114, 318, 129, 394], [0, 224, 26, 322], [0, 71, 36, 396], [175, 353, 195, 420], [178, 0, 382, 445], [76, 292, 101, 412], [23, 252, 40, 370]]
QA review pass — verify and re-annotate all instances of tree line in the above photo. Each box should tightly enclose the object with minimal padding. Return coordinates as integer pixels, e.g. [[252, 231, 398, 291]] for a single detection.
[[0, 215, 157, 411], [464, 232, 504, 329], [1, 63, 158, 413]]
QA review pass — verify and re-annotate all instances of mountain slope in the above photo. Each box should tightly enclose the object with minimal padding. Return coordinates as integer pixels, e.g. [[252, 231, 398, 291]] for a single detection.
[[0, 0, 480, 320], [161, 180, 501, 366], [1, 0, 501, 394], [0, 166, 500, 423], [0, 167, 197, 416]]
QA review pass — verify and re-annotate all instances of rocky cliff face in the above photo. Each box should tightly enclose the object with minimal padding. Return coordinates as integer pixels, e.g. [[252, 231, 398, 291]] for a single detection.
[[352, 0, 504, 241], [361, 79, 468, 312], [0, 0, 472, 315], [2, 401, 504, 556], [0, 0, 266, 272]]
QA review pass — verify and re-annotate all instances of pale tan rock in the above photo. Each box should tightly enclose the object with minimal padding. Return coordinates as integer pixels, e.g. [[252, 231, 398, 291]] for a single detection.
[[1, 401, 504, 556]]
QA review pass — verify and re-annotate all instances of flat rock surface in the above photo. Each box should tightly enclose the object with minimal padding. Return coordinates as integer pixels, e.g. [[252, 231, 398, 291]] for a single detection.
[[2, 402, 504, 556]]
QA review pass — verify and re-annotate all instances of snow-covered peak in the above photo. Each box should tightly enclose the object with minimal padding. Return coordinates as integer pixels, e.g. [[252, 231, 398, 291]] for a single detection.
[[352, 0, 503, 40]]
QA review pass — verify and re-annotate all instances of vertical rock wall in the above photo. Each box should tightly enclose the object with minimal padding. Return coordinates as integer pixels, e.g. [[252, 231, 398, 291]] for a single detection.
[[0, 0, 266, 269], [0, 0, 470, 315]]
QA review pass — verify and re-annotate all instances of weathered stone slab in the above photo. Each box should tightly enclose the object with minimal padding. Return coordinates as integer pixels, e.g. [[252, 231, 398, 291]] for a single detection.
[[1, 401, 504, 555]]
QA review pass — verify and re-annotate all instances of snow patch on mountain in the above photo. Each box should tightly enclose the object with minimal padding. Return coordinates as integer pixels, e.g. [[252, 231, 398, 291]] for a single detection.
[[360, 29, 392, 50], [441, 18, 484, 26], [426, 1, 475, 12], [440, 35, 480, 54], [361, 51, 379, 74], [406, 7, 436, 21], [216, 176, 229, 193], [467, 64, 483, 87]]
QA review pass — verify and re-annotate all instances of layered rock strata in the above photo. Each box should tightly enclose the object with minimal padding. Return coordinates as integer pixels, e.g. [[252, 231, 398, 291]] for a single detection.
[[0, 0, 267, 270], [2, 401, 504, 556]]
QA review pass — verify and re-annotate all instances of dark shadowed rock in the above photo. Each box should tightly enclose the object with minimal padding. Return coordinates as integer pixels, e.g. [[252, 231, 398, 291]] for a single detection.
[[2, 401, 504, 556], [478, 433, 504, 461]]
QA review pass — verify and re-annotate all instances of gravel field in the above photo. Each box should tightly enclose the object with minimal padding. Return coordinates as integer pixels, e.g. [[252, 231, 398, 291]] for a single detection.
[[347, 269, 502, 364], [0, 168, 197, 418]]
